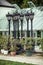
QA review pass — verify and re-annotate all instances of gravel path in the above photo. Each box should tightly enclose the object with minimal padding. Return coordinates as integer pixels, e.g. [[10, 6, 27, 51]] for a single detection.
[[0, 55, 43, 65]]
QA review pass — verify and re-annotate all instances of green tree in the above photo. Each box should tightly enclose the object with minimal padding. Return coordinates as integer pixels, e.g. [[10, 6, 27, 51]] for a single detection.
[[32, 0, 43, 6], [7, 0, 29, 8], [21, 0, 29, 8], [7, 0, 43, 8]]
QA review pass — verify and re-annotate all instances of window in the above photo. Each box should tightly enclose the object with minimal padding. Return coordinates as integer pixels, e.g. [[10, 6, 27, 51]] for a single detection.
[[27, 31, 30, 37], [5, 32, 6, 35], [0, 32, 2, 35], [37, 30, 41, 37]]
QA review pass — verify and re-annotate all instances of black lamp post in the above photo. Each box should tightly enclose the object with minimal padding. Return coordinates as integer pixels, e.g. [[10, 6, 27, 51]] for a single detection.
[[25, 12, 29, 37], [6, 13, 11, 50], [20, 14, 24, 38], [12, 13, 20, 39], [25, 11, 34, 38], [29, 11, 34, 51], [6, 13, 11, 37], [29, 11, 34, 38]]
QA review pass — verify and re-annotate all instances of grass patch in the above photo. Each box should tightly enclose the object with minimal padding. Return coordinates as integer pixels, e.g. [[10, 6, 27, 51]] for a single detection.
[[0, 60, 35, 65]]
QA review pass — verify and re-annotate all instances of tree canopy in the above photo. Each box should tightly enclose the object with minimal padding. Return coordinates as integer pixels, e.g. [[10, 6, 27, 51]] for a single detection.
[[7, 0, 43, 8]]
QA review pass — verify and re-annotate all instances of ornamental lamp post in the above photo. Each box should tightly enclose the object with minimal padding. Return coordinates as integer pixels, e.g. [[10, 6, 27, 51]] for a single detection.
[[29, 11, 34, 38], [27, 2, 35, 52], [25, 12, 29, 37], [27, 1, 34, 38], [6, 13, 11, 38], [12, 13, 20, 39], [6, 13, 12, 50], [29, 11, 34, 51]]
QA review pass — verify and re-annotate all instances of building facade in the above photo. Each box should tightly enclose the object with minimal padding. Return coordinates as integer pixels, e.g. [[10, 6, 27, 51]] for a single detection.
[[0, 6, 43, 39]]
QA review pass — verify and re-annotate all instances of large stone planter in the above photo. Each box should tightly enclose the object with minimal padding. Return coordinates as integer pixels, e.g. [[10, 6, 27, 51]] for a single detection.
[[1, 49, 4, 54], [35, 46, 42, 52], [4, 50, 8, 55], [26, 50, 32, 56]]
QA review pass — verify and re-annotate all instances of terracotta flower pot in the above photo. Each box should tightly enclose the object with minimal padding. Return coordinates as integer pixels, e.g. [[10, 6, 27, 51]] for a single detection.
[[10, 52, 16, 56]]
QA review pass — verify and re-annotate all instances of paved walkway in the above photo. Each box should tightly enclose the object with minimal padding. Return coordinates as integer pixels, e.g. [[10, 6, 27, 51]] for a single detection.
[[0, 55, 43, 65]]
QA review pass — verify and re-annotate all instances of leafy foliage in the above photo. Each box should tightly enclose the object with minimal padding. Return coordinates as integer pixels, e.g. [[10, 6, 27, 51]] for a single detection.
[[0, 35, 8, 49], [21, 0, 29, 8], [32, 0, 43, 6], [7, 0, 43, 8]]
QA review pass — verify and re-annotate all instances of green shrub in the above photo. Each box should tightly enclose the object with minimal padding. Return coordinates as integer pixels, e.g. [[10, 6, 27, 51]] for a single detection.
[[34, 38, 43, 51], [9, 38, 20, 52], [40, 38, 43, 51], [0, 36, 8, 50]]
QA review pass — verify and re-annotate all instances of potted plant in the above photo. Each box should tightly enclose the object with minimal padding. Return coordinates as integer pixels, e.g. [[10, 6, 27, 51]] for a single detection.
[[10, 38, 16, 56], [0, 38, 4, 54], [3, 37, 8, 55], [0, 35, 4, 54], [0, 36, 6, 54], [3, 45, 8, 55], [20, 38, 26, 51], [26, 43, 33, 56], [10, 45, 16, 56], [0, 36, 8, 55], [40, 38, 43, 51], [34, 38, 42, 52]]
